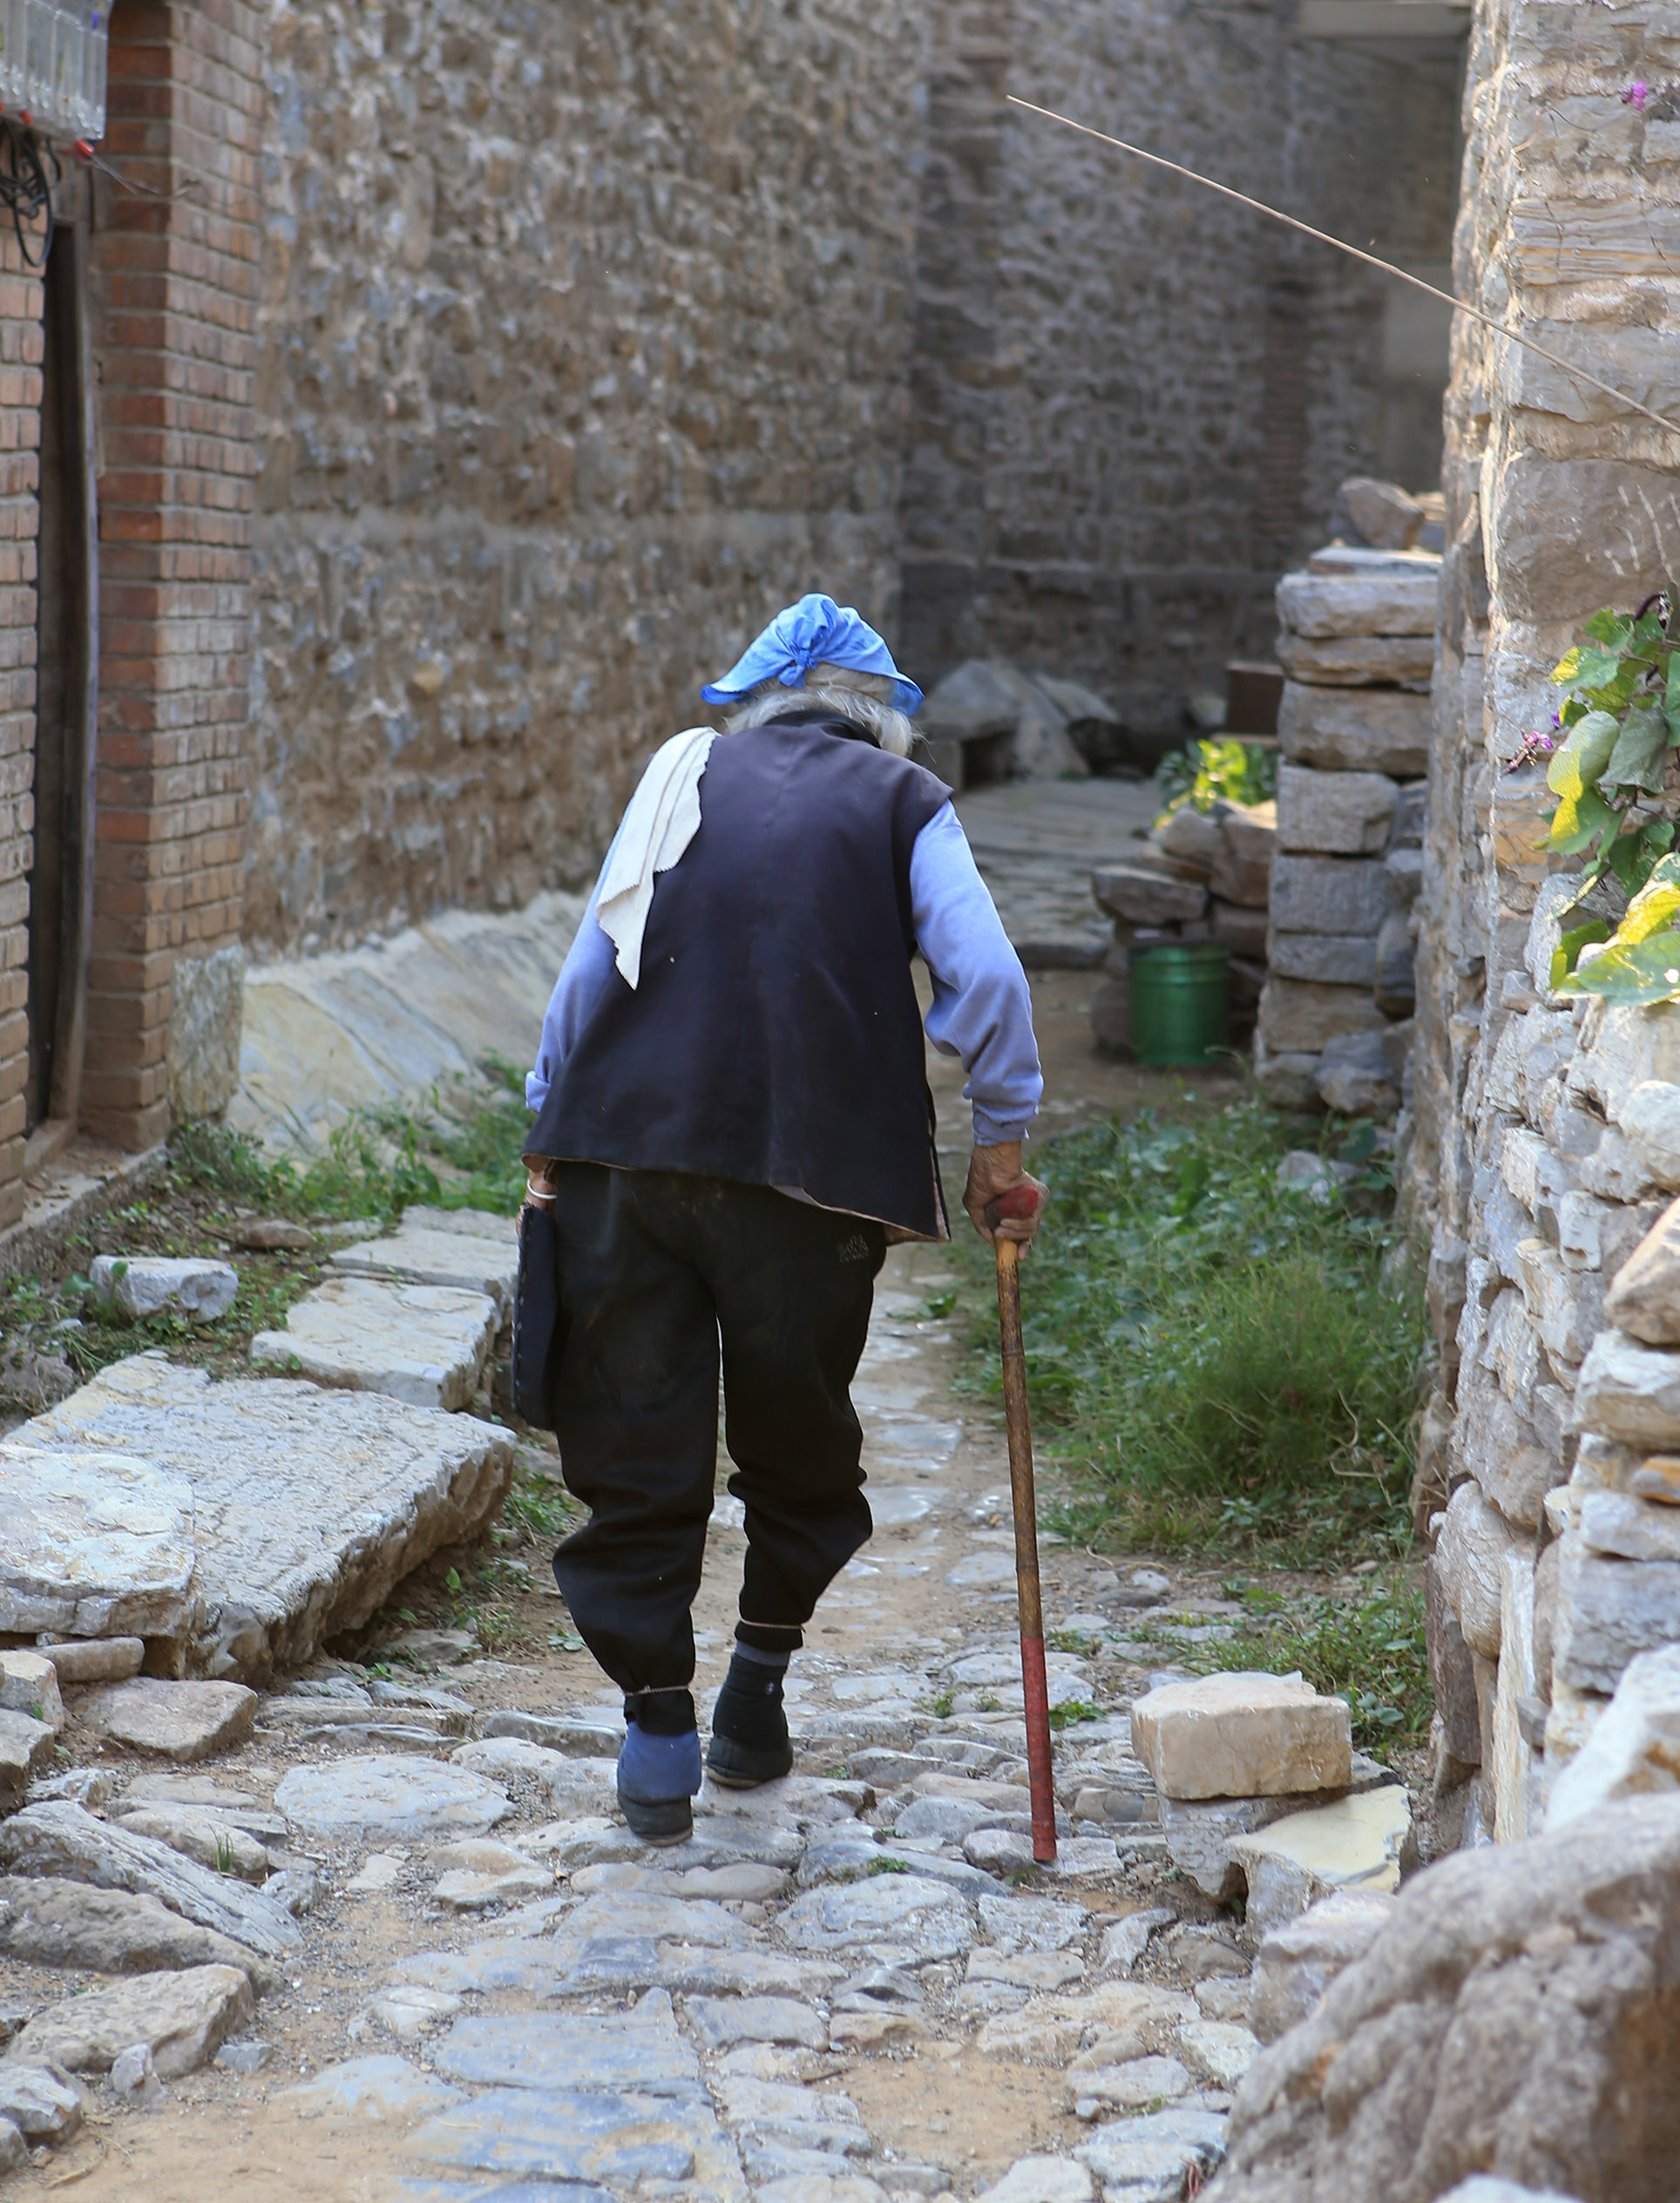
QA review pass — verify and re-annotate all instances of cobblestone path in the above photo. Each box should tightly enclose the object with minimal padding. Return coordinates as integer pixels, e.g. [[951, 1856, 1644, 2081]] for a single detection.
[[1, 1231, 1263, 2203]]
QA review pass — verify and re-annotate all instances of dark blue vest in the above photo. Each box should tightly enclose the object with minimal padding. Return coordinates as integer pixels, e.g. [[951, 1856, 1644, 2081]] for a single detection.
[[528, 712, 952, 1237]]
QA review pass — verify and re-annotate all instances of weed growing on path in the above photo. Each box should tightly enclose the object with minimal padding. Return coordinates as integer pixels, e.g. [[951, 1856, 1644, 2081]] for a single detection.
[[957, 1098, 1426, 1565]]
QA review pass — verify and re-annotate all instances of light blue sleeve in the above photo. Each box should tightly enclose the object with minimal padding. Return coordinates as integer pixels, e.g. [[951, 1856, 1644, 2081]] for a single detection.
[[525, 841, 623, 1114], [911, 802, 1043, 1146]]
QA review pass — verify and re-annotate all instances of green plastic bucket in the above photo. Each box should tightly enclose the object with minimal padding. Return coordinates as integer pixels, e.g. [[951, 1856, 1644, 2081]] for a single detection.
[[1129, 942, 1230, 1065]]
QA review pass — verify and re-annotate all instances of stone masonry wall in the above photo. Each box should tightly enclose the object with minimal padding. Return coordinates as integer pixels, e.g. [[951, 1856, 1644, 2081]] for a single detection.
[[898, 0, 1464, 749], [244, 0, 927, 959], [1406, 0, 1680, 1844]]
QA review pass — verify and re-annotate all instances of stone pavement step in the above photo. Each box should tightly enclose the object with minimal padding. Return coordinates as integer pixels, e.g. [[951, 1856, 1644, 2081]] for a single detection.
[[250, 1271, 499, 1409], [0, 1873, 274, 1984], [329, 1204, 518, 1312], [17, 1354, 513, 1680]]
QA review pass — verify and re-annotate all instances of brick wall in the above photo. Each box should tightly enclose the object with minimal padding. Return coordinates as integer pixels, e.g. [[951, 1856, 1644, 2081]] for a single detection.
[[0, 228, 44, 1224], [82, 0, 261, 1149]]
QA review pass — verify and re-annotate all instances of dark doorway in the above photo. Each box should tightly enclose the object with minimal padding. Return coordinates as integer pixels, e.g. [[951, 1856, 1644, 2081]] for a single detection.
[[24, 217, 97, 1137]]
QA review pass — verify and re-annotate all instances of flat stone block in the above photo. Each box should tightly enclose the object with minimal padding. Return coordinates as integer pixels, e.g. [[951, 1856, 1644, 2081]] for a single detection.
[[79, 1678, 256, 1762], [0, 1440, 196, 1640], [36, 1637, 145, 1684], [1555, 1550, 1680, 1694], [1130, 1673, 1351, 1800], [1277, 566, 1439, 639], [1575, 1332, 1680, 1451], [685, 1994, 829, 2050], [283, 2053, 465, 2121], [0, 1710, 58, 1810], [1277, 681, 1432, 775], [275, 1753, 511, 1842], [1276, 632, 1434, 685], [1268, 932, 1379, 987], [90, 1255, 239, 1325], [1276, 761, 1399, 856], [1074, 2105, 1229, 2193], [0, 2063, 84, 2142], [1226, 1785, 1412, 1935], [1258, 978, 1390, 1054], [433, 1992, 701, 2093], [10, 1962, 253, 2078], [329, 1205, 518, 1313], [1091, 862, 1208, 928], [111, 1803, 272, 1882], [19, 1355, 514, 1682], [1270, 854, 1395, 937], [250, 1272, 498, 1410], [0, 1651, 63, 1732]]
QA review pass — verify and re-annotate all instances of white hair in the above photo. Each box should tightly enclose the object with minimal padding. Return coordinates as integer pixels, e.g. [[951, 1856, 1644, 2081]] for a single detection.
[[720, 661, 915, 758]]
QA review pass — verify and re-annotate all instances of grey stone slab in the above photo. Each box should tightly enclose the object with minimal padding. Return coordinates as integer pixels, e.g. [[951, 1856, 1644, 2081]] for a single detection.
[[977, 1892, 1088, 1952], [18, 1355, 515, 1683], [396, 2185, 615, 2203], [777, 1873, 974, 1962], [10, 1962, 254, 2077], [330, 1209, 518, 1312], [1074, 2106, 1229, 2191], [251, 1272, 498, 1410], [37, 1636, 146, 1683], [0, 1801, 300, 1958], [433, 1993, 701, 2098], [80, 1678, 256, 1762], [395, 1940, 572, 1997], [686, 1996, 829, 2050], [276, 1753, 511, 1841], [0, 1874, 274, 1985], [564, 1891, 754, 1948], [480, 1708, 627, 1753], [0, 2063, 84, 2141], [285, 2054, 466, 2120], [403, 2086, 728, 2189], [1268, 856, 1394, 937], [0, 1439, 197, 1639], [1267, 932, 1380, 987], [715, 2073, 870, 2154]]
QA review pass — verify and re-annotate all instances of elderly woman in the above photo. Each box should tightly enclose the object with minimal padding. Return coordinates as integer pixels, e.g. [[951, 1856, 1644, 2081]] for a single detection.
[[523, 594, 1045, 1842]]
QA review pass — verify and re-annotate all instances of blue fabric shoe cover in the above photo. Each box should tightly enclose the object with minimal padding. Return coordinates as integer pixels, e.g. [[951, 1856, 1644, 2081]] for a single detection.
[[618, 1718, 702, 1805]]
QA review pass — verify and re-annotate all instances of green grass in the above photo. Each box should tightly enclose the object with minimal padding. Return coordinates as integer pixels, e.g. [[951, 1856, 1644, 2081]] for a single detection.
[[963, 1099, 1426, 1565], [1144, 1573, 1432, 1755]]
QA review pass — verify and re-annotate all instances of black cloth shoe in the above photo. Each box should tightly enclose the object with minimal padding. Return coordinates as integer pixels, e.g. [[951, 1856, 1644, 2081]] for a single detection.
[[616, 1779, 694, 1845], [707, 1650, 794, 1787]]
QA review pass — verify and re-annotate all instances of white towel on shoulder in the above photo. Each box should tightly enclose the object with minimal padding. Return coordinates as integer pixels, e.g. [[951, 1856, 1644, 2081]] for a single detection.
[[596, 727, 718, 988]]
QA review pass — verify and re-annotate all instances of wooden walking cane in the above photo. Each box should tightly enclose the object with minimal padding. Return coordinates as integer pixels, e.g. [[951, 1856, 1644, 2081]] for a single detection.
[[986, 1182, 1056, 1864]]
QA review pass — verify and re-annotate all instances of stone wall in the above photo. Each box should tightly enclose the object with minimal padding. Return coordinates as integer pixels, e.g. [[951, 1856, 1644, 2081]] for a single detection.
[[243, 0, 927, 959], [898, 1, 1464, 750], [1406, 0, 1680, 1843], [1255, 547, 1434, 1113]]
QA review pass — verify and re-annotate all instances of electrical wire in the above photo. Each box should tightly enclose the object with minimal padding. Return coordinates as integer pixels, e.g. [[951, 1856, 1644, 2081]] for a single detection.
[[1006, 93, 1680, 439], [0, 122, 51, 268]]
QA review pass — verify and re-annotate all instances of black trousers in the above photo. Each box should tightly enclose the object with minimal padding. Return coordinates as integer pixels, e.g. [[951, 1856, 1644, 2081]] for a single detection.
[[546, 1163, 885, 1696]]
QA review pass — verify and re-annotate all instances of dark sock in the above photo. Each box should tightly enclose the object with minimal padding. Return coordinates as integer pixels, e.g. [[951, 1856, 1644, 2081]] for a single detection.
[[712, 1644, 789, 1748]]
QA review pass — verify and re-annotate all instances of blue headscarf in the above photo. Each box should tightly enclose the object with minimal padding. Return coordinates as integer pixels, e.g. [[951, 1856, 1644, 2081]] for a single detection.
[[701, 593, 924, 715]]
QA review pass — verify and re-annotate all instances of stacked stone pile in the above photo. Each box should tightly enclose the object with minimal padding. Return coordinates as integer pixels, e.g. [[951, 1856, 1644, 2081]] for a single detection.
[[1422, 912, 1680, 1847], [1256, 542, 1436, 1113], [1087, 798, 1276, 1055], [1131, 1672, 1412, 1935]]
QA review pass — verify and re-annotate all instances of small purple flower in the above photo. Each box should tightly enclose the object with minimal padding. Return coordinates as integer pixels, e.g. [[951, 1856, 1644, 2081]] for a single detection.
[[1623, 80, 1650, 110], [1505, 727, 1556, 774]]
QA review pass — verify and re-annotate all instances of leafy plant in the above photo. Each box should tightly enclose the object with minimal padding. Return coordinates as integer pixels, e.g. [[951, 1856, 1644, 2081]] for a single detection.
[[1522, 593, 1680, 999], [956, 1102, 1424, 1563], [1155, 737, 1277, 822], [1047, 1699, 1105, 1732]]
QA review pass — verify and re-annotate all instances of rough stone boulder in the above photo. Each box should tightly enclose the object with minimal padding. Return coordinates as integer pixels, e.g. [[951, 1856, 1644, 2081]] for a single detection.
[[1213, 1796, 1680, 2202]]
